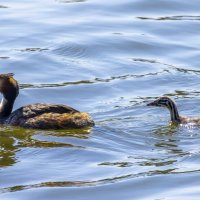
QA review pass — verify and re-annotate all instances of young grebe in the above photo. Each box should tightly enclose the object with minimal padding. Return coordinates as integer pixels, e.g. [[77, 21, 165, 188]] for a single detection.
[[0, 73, 94, 129], [147, 96, 200, 125]]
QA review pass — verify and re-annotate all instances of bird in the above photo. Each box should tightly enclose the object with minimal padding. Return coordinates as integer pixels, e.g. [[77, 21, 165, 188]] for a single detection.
[[147, 96, 200, 125], [0, 73, 94, 129]]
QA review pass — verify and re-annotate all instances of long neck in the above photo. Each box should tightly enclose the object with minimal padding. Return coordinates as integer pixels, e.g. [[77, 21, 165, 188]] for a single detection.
[[168, 101, 180, 123], [0, 95, 15, 118]]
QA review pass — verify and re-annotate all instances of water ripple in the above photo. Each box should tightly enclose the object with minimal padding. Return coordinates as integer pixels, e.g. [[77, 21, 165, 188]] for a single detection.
[[16, 48, 49, 52], [56, 0, 87, 3], [137, 15, 200, 21], [19, 71, 165, 89], [51, 43, 87, 59], [2, 167, 200, 194], [132, 57, 200, 74]]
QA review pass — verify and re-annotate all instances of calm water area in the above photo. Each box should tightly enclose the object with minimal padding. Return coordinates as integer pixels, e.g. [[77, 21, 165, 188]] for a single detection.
[[1, 0, 200, 199]]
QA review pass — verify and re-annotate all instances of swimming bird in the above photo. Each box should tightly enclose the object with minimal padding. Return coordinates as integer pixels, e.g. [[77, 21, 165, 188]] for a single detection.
[[0, 73, 94, 129], [147, 96, 200, 125]]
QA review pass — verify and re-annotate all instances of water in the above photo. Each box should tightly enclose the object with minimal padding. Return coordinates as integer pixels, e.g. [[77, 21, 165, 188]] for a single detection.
[[1, 0, 200, 199]]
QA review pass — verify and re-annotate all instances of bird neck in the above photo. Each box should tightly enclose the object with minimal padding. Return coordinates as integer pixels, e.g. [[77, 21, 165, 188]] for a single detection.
[[168, 101, 181, 123], [0, 95, 15, 118]]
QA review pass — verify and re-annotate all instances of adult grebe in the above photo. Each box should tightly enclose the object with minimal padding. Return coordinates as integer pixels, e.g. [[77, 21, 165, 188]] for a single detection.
[[147, 96, 200, 125], [0, 73, 94, 129]]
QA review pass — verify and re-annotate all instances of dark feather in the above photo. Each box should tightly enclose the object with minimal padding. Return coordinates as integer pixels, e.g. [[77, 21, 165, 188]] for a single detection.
[[5, 103, 82, 128]]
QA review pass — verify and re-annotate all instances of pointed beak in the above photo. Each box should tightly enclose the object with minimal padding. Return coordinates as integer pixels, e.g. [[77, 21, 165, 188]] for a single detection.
[[147, 100, 159, 107]]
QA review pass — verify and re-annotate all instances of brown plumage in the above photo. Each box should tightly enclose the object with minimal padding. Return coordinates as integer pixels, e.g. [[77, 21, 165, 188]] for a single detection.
[[0, 73, 94, 129]]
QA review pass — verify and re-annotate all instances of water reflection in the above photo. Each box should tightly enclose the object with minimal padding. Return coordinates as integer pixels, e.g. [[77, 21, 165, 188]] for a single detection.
[[44, 128, 91, 139], [121, 126, 185, 175], [0, 127, 32, 167], [148, 126, 189, 166], [0, 126, 92, 168], [153, 126, 183, 153], [153, 125, 179, 135], [0, 133, 17, 167]]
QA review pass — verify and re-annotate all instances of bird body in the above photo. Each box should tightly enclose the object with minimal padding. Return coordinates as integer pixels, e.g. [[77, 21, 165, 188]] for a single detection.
[[178, 116, 200, 125], [147, 96, 200, 125], [0, 73, 94, 129]]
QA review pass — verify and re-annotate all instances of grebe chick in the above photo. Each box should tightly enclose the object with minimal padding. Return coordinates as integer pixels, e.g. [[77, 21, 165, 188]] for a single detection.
[[147, 96, 200, 125], [0, 73, 94, 129]]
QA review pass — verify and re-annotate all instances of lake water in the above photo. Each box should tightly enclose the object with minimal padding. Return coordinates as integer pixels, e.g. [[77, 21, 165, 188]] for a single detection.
[[1, 0, 200, 199]]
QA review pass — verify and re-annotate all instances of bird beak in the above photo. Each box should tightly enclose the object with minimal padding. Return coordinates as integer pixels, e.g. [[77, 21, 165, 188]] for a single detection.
[[147, 100, 159, 107]]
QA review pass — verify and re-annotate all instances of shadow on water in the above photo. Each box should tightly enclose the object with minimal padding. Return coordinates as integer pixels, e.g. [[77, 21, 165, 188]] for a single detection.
[[0, 126, 92, 168]]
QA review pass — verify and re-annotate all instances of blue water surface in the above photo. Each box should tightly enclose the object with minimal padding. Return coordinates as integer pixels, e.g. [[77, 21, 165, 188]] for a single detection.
[[1, 0, 200, 199]]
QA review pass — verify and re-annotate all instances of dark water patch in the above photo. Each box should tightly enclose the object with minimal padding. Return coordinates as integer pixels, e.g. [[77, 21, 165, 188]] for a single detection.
[[20, 80, 94, 89], [2, 167, 200, 195], [0, 56, 9, 59], [0, 170, 173, 194], [17, 48, 49, 52], [164, 90, 200, 98], [19, 70, 166, 89], [132, 57, 200, 74], [99, 161, 133, 168], [0, 180, 92, 194], [56, 0, 87, 3], [17, 138, 77, 149], [137, 15, 200, 21], [0, 5, 8, 9]]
